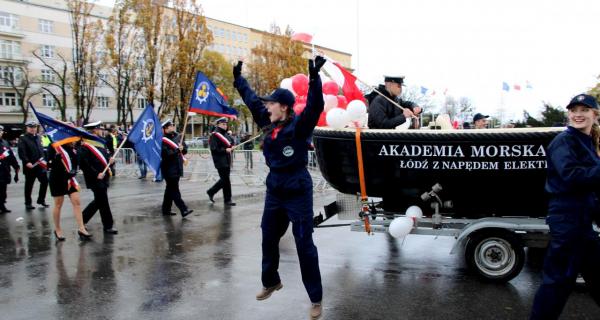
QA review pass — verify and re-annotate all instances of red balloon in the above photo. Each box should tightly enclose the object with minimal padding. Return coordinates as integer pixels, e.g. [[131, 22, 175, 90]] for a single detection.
[[317, 112, 327, 126], [293, 103, 306, 115], [295, 95, 307, 104], [291, 74, 309, 96], [336, 95, 348, 109], [322, 81, 339, 95]]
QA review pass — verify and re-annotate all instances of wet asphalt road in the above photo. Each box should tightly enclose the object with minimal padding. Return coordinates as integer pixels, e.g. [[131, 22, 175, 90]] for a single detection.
[[0, 177, 599, 320]]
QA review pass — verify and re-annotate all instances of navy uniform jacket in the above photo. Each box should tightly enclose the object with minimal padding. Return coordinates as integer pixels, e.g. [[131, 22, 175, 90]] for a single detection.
[[160, 132, 187, 179], [79, 140, 111, 189], [17, 133, 45, 169], [367, 84, 416, 129], [0, 138, 19, 184], [545, 126, 600, 223], [209, 127, 233, 169], [234, 74, 323, 201]]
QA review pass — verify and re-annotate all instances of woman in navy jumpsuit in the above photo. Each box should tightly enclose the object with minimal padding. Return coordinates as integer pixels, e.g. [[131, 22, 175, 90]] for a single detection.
[[530, 94, 600, 319], [234, 56, 326, 317]]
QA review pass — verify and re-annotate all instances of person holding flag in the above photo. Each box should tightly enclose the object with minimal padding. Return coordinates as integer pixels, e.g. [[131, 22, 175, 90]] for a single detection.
[[79, 121, 118, 235], [18, 120, 49, 210], [0, 125, 19, 213], [160, 119, 193, 218], [207, 117, 235, 206], [233, 56, 326, 319]]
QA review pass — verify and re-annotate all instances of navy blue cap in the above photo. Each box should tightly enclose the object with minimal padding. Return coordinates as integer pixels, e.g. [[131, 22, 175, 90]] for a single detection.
[[473, 113, 489, 122], [259, 88, 295, 107], [566, 94, 598, 110], [384, 75, 405, 85]]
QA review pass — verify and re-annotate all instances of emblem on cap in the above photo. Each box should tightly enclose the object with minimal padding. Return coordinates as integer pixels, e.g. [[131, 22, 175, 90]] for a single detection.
[[282, 146, 294, 157], [577, 95, 585, 101]]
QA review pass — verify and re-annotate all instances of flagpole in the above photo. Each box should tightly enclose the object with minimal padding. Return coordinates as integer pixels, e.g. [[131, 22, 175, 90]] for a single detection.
[[101, 137, 128, 175], [355, 78, 407, 111], [179, 112, 190, 145], [231, 132, 262, 151]]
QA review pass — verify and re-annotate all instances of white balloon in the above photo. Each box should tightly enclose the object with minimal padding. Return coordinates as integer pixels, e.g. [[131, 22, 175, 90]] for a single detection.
[[326, 108, 349, 129], [405, 205, 423, 219], [395, 118, 411, 130], [346, 100, 367, 121], [280, 78, 296, 96], [388, 217, 414, 238], [324, 94, 338, 112]]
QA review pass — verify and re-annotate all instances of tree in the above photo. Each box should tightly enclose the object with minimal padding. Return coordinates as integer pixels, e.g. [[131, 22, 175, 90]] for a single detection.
[[247, 24, 305, 96], [32, 49, 69, 121], [105, 0, 144, 127], [0, 65, 36, 123], [540, 103, 567, 126], [67, 0, 104, 123], [589, 74, 600, 101]]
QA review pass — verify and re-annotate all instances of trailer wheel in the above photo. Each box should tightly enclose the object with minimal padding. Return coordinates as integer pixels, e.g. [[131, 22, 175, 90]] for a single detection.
[[465, 230, 525, 283]]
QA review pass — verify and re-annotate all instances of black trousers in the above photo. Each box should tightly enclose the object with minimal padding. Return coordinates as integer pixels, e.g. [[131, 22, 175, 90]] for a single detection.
[[207, 167, 232, 202], [162, 177, 187, 215], [24, 168, 48, 205], [82, 187, 114, 229], [0, 182, 7, 208]]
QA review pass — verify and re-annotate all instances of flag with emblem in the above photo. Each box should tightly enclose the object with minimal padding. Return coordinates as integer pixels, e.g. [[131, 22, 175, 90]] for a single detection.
[[30, 103, 104, 146], [189, 71, 238, 119], [127, 104, 163, 176]]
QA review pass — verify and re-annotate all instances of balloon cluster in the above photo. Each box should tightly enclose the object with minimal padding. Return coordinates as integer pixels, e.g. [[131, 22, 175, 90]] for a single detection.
[[388, 206, 423, 238], [280, 75, 367, 129]]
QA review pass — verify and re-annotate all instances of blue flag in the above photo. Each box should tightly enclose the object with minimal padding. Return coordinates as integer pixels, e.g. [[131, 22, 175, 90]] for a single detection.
[[127, 104, 162, 177], [502, 82, 510, 91], [420, 86, 428, 95], [189, 71, 238, 118], [30, 103, 104, 146]]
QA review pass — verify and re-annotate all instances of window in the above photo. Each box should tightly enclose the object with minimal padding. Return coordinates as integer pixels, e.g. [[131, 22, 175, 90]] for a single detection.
[[40, 69, 55, 82], [41, 45, 54, 58], [0, 66, 22, 85], [42, 94, 55, 107], [98, 73, 108, 86], [0, 92, 19, 107], [136, 98, 146, 109], [38, 19, 53, 33], [96, 96, 109, 109], [0, 40, 21, 59], [0, 12, 18, 30]]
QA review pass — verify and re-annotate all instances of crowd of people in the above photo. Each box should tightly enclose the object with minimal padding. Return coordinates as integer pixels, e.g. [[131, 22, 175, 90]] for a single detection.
[[0, 55, 599, 319]]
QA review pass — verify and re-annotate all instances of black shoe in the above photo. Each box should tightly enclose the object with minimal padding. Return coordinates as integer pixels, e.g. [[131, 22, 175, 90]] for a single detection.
[[182, 209, 194, 218], [207, 191, 215, 203], [78, 230, 92, 241], [138, 176, 146, 179], [103, 228, 118, 235], [37, 201, 50, 208], [54, 230, 66, 241], [0, 207, 10, 213], [25, 204, 35, 210], [224, 201, 236, 207], [162, 211, 177, 216]]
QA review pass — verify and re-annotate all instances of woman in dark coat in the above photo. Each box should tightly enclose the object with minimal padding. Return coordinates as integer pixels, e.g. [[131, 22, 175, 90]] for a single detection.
[[48, 142, 91, 241]]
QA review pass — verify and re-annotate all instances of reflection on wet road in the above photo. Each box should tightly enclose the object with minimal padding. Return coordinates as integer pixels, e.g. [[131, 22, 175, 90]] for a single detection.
[[0, 179, 598, 319]]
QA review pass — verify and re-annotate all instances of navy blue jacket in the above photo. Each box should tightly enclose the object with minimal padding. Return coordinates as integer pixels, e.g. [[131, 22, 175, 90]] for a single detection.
[[209, 127, 233, 169], [160, 132, 187, 179], [545, 126, 600, 214], [79, 140, 110, 189], [234, 73, 323, 194], [0, 138, 19, 184]]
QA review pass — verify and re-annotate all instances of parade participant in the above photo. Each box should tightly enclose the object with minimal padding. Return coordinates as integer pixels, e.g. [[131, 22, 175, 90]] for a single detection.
[[17, 120, 49, 209], [473, 113, 490, 129], [48, 142, 92, 241], [0, 125, 19, 213], [367, 76, 422, 129], [160, 119, 193, 217], [79, 121, 118, 234], [105, 125, 118, 175], [207, 117, 235, 206], [530, 94, 600, 319], [233, 57, 326, 319]]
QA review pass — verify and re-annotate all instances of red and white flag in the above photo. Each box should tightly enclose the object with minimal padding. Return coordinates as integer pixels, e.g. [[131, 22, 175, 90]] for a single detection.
[[322, 59, 366, 103]]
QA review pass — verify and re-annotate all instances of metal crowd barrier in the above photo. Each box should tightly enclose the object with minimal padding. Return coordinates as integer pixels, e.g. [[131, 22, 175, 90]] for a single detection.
[[112, 148, 331, 191]]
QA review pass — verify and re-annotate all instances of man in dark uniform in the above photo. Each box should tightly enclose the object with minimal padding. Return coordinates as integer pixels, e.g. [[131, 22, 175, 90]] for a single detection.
[[79, 121, 118, 234], [207, 117, 235, 206], [0, 125, 20, 213], [473, 113, 490, 129], [367, 76, 422, 129], [17, 120, 49, 209], [160, 119, 193, 217]]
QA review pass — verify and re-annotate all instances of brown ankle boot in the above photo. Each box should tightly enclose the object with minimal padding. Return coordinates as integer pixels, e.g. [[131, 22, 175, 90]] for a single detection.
[[255, 282, 283, 300], [310, 302, 322, 319]]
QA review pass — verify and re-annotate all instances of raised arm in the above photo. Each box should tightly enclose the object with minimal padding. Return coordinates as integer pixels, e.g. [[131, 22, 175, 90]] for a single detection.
[[296, 56, 326, 138], [232, 61, 271, 128]]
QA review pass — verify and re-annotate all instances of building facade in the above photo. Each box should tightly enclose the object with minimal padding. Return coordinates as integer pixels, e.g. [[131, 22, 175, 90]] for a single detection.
[[0, 0, 352, 133]]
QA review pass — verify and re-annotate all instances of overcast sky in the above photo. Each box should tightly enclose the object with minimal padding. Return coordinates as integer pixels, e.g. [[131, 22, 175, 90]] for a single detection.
[[100, 0, 600, 120]]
